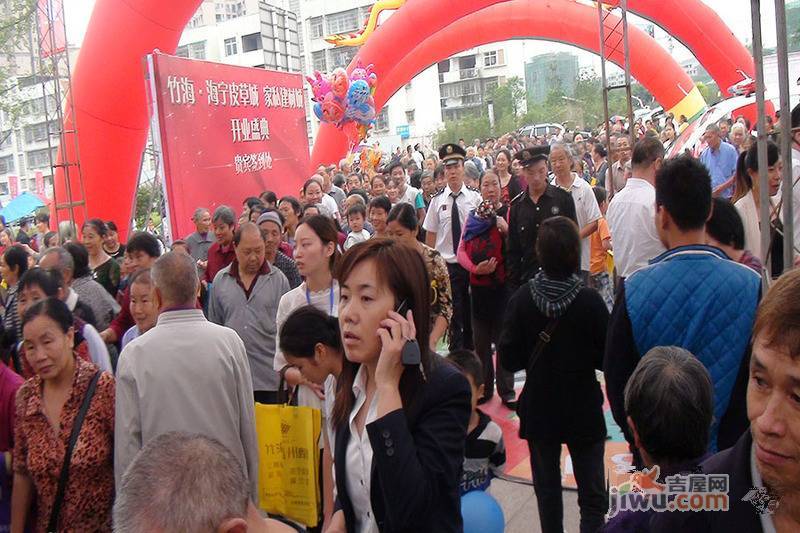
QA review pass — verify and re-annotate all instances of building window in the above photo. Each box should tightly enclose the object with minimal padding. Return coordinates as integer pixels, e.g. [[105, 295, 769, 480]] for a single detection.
[[224, 37, 238, 56], [311, 50, 326, 72], [405, 109, 415, 124], [0, 181, 8, 195], [242, 33, 260, 53], [459, 55, 476, 70], [26, 148, 56, 169], [178, 41, 205, 59], [329, 46, 357, 69], [0, 155, 13, 174], [484, 79, 499, 93], [375, 107, 389, 131], [326, 9, 359, 34], [24, 121, 57, 144], [0, 131, 12, 150], [484, 50, 498, 67]]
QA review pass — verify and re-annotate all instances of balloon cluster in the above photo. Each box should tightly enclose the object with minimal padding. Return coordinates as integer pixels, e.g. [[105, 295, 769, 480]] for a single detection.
[[306, 62, 377, 147]]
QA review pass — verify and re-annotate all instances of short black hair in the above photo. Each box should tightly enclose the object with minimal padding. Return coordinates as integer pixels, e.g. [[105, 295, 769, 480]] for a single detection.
[[625, 346, 713, 464], [446, 349, 484, 386], [346, 204, 366, 220], [260, 191, 278, 205], [126, 231, 162, 258], [64, 242, 91, 278], [333, 173, 346, 188], [655, 156, 711, 232], [4, 245, 29, 278], [20, 267, 62, 296], [35, 212, 50, 224], [106, 221, 119, 233], [536, 217, 581, 279], [592, 186, 607, 206], [592, 143, 607, 158], [631, 136, 664, 167], [243, 197, 262, 210], [348, 188, 370, 205], [278, 196, 302, 215], [22, 297, 72, 333], [386, 161, 404, 175], [706, 198, 745, 250], [368, 195, 392, 214]]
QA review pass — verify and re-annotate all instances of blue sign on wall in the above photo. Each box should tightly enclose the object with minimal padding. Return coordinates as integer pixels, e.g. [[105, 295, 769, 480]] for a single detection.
[[396, 124, 410, 138]]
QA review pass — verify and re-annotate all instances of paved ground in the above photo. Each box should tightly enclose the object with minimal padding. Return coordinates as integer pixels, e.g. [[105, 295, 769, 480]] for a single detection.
[[488, 478, 582, 533]]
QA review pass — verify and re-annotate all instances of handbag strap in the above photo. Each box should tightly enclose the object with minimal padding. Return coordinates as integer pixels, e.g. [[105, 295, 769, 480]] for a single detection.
[[526, 319, 560, 376], [48, 370, 101, 532], [277, 365, 298, 406]]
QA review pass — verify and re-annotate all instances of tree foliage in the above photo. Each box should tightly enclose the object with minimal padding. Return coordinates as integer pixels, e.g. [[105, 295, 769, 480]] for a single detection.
[[0, 0, 37, 128], [435, 71, 659, 143]]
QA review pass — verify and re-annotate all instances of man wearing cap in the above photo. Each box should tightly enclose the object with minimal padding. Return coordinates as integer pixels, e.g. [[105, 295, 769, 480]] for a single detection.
[[507, 146, 578, 287], [423, 143, 482, 350], [257, 209, 301, 289]]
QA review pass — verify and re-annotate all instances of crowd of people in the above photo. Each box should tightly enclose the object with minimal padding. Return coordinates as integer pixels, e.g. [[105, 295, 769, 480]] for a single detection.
[[0, 102, 799, 533]]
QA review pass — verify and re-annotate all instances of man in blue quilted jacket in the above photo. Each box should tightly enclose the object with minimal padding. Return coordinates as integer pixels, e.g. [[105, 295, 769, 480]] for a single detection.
[[605, 155, 761, 460]]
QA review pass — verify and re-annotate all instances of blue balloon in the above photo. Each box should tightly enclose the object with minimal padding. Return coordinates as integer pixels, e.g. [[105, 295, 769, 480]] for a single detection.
[[461, 491, 505, 533]]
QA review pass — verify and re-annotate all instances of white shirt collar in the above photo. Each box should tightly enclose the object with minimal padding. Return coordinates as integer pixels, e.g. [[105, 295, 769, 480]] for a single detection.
[[65, 288, 79, 311], [446, 183, 464, 197]]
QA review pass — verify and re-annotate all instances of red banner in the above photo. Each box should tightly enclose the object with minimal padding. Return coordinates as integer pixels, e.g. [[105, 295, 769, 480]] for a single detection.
[[8, 176, 18, 199], [35, 171, 45, 197], [37, 0, 67, 58], [148, 53, 310, 240]]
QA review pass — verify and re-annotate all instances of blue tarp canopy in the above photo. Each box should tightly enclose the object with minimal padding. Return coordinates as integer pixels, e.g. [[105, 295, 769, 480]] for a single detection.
[[1, 192, 45, 223]]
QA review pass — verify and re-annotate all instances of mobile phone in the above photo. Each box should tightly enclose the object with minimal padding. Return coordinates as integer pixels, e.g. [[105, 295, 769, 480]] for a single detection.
[[393, 299, 421, 366]]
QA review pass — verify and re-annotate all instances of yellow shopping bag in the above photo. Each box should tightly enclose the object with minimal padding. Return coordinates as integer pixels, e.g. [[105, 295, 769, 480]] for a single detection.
[[255, 402, 322, 527]]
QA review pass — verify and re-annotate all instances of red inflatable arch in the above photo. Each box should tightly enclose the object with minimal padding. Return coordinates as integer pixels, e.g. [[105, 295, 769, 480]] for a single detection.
[[310, 0, 755, 166], [377, 0, 703, 132], [60, 0, 754, 231]]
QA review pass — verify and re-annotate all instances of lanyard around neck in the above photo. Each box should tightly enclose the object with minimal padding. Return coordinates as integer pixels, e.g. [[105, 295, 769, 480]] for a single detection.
[[306, 280, 335, 315]]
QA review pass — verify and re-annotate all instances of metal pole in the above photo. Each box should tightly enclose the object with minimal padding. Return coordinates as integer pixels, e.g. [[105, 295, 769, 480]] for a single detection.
[[750, 0, 771, 280], [597, 1, 612, 167], [621, 0, 635, 149], [774, 0, 794, 268]]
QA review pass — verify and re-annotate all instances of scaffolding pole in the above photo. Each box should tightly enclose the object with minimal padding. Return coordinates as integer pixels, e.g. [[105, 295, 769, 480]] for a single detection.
[[774, 0, 794, 269], [34, 0, 86, 231], [597, 0, 636, 168]]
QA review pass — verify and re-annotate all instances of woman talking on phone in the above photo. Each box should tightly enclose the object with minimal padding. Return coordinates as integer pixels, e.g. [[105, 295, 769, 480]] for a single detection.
[[328, 239, 470, 533]]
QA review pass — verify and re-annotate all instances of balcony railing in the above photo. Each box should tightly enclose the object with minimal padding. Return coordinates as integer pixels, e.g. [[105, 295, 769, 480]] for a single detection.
[[459, 68, 477, 79]]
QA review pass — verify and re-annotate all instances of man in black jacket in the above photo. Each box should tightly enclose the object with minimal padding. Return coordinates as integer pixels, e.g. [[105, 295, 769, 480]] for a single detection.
[[506, 146, 577, 287], [651, 269, 800, 532]]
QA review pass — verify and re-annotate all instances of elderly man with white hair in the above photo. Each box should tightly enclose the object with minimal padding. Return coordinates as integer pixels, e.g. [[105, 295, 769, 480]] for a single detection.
[[115, 251, 260, 501]]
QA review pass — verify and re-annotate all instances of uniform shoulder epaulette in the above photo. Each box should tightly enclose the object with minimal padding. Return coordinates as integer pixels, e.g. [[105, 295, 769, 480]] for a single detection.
[[467, 185, 480, 193], [510, 190, 526, 203], [432, 187, 446, 197]]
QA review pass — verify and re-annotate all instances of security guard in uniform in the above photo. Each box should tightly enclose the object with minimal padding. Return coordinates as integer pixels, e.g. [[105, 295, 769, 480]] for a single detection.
[[507, 146, 578, 287], [423, 143, 481, 350]]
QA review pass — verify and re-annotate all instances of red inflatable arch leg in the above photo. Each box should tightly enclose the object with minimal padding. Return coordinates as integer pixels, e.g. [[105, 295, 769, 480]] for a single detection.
[[55, 0, 202, 237]]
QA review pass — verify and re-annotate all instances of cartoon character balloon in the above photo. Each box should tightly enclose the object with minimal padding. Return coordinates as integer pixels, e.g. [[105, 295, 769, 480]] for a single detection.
[[313, 93, 345, 124], [345, 79, 375, 123], [306, 65, 378, 146], [330, 68, 350, 99], [305, 71, 332, 102], [350, 61, 377, 90]]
